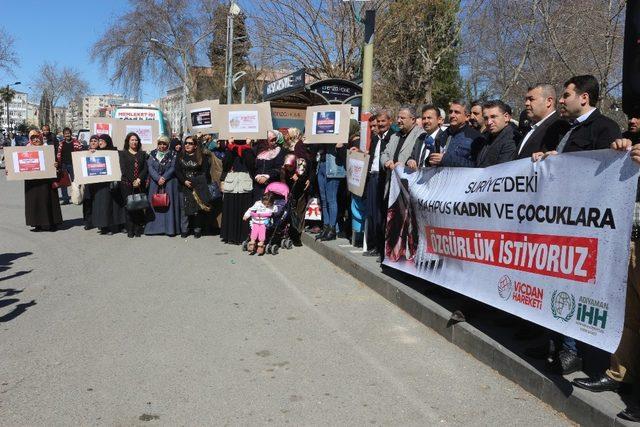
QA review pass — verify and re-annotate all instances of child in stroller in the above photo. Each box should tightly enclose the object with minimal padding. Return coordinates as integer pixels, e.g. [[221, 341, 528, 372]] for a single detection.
[[242, 182, 290, 255], [243, 192, 276, 255]]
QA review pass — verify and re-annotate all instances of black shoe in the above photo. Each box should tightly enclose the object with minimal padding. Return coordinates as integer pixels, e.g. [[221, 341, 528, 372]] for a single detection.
[[524, 341, 554, 360], [127, 232, 135, 238], [363, 248, 379, 257], [84, 224, 92, 231], [619, 404, 640, 422], [321, 227, 336, 241], [135, 227, 142, 237], [194, 231, 202, 239], [553, 350, 582, 375], [315, 225, 329, 240], [573, 373, 622, 393], [181, 232, 189, 238], [30, 226, 43, 232], [49, 225, 58, 232]]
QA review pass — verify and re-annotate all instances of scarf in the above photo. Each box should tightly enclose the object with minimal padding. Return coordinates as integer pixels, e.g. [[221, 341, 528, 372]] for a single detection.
[[227, 142, 251, 157]]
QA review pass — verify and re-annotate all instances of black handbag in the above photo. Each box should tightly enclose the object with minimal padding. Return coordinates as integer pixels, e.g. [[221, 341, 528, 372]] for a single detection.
[[126, 191, 149, 211]]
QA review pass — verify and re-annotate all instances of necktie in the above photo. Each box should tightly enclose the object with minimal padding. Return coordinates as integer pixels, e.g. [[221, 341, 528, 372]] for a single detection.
[[556, 121, 578, 153]]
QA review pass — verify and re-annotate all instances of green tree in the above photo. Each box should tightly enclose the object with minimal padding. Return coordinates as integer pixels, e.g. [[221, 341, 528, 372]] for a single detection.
[[205, 3, 252, 103], [374, 0, 463, 107]]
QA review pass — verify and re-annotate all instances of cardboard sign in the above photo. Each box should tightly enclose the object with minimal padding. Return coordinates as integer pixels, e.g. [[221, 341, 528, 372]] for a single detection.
[[346, 150, 369, 197], [89, 117, 119, 138], [72, 150, 122, 184], [124, 122, 156, 147], [187, 100, 220, 135], [213, 102, 273, 140], [5, 145, 57, 181], [304, 105, 351, 144]]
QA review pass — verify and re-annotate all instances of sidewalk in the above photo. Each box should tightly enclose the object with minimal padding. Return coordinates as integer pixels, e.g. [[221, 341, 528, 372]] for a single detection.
[[302, 232, 637, 427]]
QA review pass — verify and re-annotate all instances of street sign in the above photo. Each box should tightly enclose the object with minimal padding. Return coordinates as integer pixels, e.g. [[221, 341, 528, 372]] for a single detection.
[[263, 69, 306, 100]]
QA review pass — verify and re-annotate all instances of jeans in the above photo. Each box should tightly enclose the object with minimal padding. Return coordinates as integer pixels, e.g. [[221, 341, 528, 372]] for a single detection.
[[317, 161, 340, 227], [59, 163, 74, 202], [351, 195, 366, 233]]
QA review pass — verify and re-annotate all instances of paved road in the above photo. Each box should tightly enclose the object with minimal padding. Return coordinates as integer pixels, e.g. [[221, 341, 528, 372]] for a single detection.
[[0, 175, 571, 426]]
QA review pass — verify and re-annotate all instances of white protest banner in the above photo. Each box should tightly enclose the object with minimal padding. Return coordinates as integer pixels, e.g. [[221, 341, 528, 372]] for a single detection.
[[187, 100, 219, 134], [213, 102, 273, 140], [346, 151, 369, 197], [126, 124, 154, 146], [383, 150, 640, 352]]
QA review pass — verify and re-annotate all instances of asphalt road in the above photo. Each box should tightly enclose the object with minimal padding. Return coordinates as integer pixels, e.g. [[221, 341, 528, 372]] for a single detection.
[[0, 175, 571, 426]]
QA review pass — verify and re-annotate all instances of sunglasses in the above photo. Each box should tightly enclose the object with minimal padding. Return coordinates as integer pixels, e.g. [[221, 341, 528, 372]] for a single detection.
[[30, 136, 40, 140], [157, 142, 168, 145], [184, 141, 196, 145]]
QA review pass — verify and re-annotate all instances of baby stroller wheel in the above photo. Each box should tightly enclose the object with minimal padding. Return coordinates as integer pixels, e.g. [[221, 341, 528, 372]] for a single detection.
[[266, 244, 272, 254], [284, 239, 293, 250], [272, 245, 279, 255], [242, 240, 248, 251]]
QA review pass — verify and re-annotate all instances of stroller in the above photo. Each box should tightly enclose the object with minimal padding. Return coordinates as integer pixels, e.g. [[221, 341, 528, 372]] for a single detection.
[[241, 182, 292, 255]]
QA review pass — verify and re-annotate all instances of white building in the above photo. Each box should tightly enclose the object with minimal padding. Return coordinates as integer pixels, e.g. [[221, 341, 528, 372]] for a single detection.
[[3, 91, 28, 133], [158, 87, 182, 136], [66, 99, 82, 131], [82, 94, 132, 129], [53, 106, 67, 130]]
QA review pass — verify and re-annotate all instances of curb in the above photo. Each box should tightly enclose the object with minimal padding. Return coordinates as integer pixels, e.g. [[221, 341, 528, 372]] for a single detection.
[[302, 232, 635, 427]]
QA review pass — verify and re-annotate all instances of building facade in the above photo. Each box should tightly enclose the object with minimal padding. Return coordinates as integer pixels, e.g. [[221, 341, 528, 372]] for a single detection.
[[81, 94, 132, 129], [158, 87, 182, 136], [3, 91, 28, 133]]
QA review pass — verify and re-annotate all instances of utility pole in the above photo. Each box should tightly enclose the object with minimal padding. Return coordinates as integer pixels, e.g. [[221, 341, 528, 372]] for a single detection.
[[225, 2, 241, 104], [361, 9, 375, 113]]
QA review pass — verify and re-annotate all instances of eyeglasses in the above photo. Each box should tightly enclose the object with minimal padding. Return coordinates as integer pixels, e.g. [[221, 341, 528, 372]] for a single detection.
[[157, 142, 168, 145], [184, 141, 196, 145], [30, 136, 39, 140]]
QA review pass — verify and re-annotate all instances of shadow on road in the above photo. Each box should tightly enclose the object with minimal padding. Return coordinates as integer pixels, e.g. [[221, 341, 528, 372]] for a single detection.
[[0, 252, 36, 322], [58, 218, 85, 231]]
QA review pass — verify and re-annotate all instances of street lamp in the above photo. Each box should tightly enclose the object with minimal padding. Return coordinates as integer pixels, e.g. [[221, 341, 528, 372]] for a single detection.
[[150, 38, 188, 136], [3, 81, 21, 134], [225, 1, 242, 104]]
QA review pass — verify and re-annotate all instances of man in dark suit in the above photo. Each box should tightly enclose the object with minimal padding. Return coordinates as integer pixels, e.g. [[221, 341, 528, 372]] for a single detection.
[[363, 109, 393, 258], [516, 84, 570, 159], [531, 75, 622, 376], [406, 104, 444, 170], [476, 100, 517, 167]]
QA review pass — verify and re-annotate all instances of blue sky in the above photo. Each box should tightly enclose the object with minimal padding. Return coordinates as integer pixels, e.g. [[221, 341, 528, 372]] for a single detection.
[[3, 0, 168, 104]]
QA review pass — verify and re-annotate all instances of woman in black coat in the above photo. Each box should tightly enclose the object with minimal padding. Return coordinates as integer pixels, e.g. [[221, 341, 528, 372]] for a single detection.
[[252, 130, 285, 201], [119, 132, 149, 238], [89, 134, 126, 235], [175, 135, 211, 238], [23, 130, 63, 231]]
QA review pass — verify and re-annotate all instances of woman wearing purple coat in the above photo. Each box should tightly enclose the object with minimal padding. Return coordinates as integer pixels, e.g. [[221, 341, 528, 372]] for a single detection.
[[144, 136, 182, 236]]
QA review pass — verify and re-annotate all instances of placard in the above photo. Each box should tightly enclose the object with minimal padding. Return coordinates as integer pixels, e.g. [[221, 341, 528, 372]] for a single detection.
[[114, 120, 160, 151], [89, 117, 118, 138], [72, 150, 122, 184], [125, 124, 154, 146], [346, 150, 369, 197], [384, 150, 640, 353], [187, 100, 220, 135], [5, 145, 57, 180], [304, 105, 351, 145], [213, 102, 273, 140]]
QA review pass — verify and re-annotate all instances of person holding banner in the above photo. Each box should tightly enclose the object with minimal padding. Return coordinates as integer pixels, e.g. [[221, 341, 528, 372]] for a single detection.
[[23, 130, 62, 232], [314, 140, 347, 242], [56, 127, 83, 205], [145, 136, 181, 237], [82, 135, 100, 230], [90, 134, 126, 235], [120, 132, 149, 238], [221, 138, 255, 244], [429, 101, 484, 168]]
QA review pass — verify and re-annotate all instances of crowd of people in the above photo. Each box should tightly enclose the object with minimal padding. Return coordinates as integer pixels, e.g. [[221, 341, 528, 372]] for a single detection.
[[14, 73, 640, 421]]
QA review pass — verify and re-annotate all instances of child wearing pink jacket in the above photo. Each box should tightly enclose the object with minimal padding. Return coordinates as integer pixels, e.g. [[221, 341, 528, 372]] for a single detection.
[[243, 192, 276, 255]]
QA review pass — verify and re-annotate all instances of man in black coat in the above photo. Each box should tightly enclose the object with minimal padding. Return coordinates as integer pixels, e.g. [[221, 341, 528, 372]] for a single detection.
[[532, 75, 622, 377], [406, 104, 444, 170], [363, 109, 393, 258], [475, 100, 517, 167], [516, 84, 570, 159]]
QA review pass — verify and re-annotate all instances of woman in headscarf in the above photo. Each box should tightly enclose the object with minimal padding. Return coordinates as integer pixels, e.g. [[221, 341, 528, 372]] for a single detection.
[[175, 135, 211, 238], [82, 135, 100, 230], [119, 132, 149, 238], [253, 130, 286, 201], [220, 137, 255, 244], [145, 135, 182, 236], [23, 130, 63, 231], [202, 135, 225, 234], [90, 134, 126, 235]]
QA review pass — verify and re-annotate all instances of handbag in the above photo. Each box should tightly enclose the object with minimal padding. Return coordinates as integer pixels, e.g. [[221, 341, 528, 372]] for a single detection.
[[151, 187, 170, 208], [70, 182, 84, 205], [208, 182, 222, 200], [126, 191, 149, 211], [51, 170, 72, 189]]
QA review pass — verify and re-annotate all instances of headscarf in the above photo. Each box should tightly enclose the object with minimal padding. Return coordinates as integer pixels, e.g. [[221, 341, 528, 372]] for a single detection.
[[98, 134, 115, 150], [271, 130, 285, 146], [27, 130, 42, 146]]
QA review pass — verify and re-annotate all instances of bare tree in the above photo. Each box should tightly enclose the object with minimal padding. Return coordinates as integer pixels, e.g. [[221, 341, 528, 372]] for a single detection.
[[463, 0, 625, 111], [0, 28, 18, 76], [32, 62, 89, 125], [91, 0, 219, 100], [248, 0, 369, 80]]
